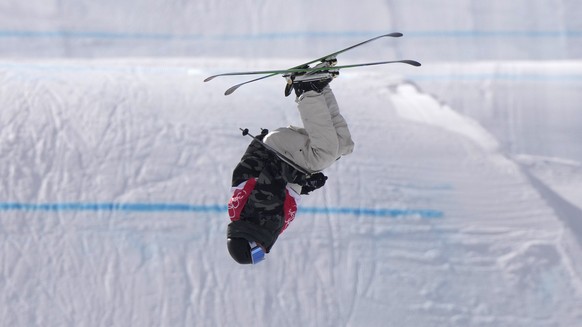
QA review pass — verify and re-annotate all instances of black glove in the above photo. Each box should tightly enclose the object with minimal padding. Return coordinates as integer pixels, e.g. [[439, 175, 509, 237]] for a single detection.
[[300, 173, 327, 195]]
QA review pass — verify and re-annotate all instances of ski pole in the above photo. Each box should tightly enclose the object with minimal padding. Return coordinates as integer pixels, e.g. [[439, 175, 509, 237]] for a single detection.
[[240, 128, 311, 176]]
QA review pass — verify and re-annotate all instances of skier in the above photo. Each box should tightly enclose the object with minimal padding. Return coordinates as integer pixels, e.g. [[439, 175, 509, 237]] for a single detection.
[[226, 65, 355, 264]]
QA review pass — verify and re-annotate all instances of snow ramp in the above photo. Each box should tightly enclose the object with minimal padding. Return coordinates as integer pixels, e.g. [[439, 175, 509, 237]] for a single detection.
[[0, 59, 581, 326]]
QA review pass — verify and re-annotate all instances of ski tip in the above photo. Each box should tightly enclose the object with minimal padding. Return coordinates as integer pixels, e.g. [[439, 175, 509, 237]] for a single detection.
[[204, 76, 217, 82], [224, 85, 240, 95], [404, 60, 422, 67], [389, 32, 403, 37]]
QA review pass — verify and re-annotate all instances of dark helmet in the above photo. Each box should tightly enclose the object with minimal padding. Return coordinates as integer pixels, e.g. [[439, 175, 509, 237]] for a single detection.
[[227, 237, 252, 264]]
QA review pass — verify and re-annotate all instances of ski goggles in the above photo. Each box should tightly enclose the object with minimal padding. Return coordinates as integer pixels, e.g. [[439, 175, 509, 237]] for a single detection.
[[249, 241, 266, 264]]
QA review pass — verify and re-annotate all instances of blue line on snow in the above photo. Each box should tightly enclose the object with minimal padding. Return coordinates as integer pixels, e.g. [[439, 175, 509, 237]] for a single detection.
[[405, 30, 582, 38], [407, 74, 582, 83], [0, 202, 443, 219], [300, 206, 443, 219], [0, 30, 205, 40], [0, 30, 581, 41]]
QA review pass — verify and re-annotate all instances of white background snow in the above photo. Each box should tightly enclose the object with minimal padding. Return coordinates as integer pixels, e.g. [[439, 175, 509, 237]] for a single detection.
[[1, 1, 582, 326]]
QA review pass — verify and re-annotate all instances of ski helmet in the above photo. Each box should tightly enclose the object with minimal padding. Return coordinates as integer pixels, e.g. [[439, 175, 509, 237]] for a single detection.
[[227, 237, 266, 264], [227, 237, 252, 264]]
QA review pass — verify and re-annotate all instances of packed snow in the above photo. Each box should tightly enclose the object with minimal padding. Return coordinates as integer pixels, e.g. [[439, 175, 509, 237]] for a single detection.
[[1, 1, 582, 326]]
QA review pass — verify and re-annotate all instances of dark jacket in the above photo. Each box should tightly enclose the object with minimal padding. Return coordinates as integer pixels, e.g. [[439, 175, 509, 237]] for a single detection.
[[227, 135, 305, 252]]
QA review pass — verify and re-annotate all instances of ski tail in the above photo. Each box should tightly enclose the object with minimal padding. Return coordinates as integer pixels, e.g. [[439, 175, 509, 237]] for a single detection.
[[306, 32, 403, 67]]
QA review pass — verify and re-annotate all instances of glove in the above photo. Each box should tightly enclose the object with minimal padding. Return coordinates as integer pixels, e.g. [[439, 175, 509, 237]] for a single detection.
[[300, 173, 327, 195]]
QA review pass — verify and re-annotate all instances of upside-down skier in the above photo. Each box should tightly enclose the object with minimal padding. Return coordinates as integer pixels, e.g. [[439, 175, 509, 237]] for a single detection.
[[226, 62, 355, 264]]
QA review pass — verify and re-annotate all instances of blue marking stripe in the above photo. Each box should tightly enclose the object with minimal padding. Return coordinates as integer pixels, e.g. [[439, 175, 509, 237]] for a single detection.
[[300, 207, 443, 218], [0, 202, 443, 218], [0, 30, 581, 41]]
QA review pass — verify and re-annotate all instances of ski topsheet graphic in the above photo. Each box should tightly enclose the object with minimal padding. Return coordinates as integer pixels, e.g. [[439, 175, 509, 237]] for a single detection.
[[203, 32, 421, 95]]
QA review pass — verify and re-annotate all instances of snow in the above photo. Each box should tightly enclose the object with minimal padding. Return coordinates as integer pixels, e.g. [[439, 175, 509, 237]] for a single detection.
[[388, 83, 500, 152], [1, 2, 582, 327]]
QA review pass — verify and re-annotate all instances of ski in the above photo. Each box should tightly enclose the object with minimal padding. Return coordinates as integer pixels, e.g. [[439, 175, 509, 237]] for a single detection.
[[204, 32, 406, 95], [203, 60, 420, 79]]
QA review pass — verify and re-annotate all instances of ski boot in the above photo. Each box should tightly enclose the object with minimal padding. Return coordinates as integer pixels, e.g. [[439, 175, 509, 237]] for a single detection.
[[283, 57, 339, 98]]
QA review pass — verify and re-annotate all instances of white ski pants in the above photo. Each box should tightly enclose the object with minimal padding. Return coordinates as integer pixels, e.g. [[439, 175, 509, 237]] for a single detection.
[[264, 86, 354, 173]]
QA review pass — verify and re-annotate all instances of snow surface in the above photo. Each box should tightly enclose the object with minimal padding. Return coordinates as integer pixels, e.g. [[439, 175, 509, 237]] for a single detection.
[[1, 2, 582, 327]]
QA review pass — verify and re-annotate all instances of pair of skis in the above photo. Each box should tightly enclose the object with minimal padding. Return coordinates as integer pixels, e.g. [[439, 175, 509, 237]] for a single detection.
[[204, 32, 421, 95]]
